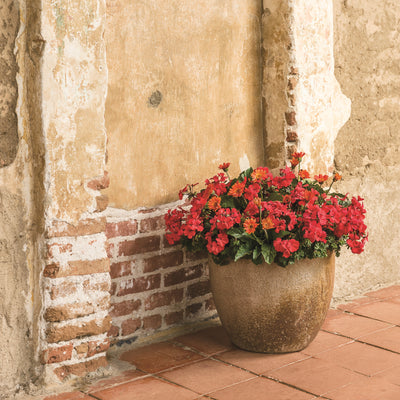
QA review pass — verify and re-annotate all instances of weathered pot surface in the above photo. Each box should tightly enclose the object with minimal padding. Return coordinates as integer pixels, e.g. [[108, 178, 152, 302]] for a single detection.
[[208, 254, 335, 353]]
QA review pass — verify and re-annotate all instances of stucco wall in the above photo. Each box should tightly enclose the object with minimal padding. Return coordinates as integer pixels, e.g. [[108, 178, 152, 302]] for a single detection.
[[0, 0, 45, 394], [105, 0, 264, 209], [333, 0, 400, 301]]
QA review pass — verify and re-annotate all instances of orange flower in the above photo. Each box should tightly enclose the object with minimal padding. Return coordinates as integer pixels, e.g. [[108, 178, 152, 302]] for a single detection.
[[299, 169, 310, 179], [219, 162, 230, 171], [228, 180, 246, 197], [290, 157, 299, 167], [291, 151, 305, 160], [251, 167, 270, 182], [282, 195, 291, 204], [243, 217, 257, 234], [253, 197, 261, 207], [314, 174, 329, 184], [333, 173, 342, 182], [208, 196, 221, 211], [262, 217, 275, 230]]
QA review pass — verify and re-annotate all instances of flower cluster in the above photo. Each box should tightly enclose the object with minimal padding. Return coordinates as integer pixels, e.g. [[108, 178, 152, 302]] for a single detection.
[[165, 154, 367, 267]]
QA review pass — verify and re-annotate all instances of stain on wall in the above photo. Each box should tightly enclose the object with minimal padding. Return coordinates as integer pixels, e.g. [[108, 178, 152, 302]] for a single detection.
[[333, 0, 400, 300], [0, 0, 19, 166], [105, 0, 264, 209]]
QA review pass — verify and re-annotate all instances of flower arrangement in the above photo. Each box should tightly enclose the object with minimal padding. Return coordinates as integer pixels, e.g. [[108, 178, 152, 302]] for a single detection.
[[165, 153, 367, 267]]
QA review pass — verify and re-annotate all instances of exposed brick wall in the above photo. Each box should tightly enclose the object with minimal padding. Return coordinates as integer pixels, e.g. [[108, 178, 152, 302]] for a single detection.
[[285, 66, 299, 158], [42, 217, 111, 381], [105, 204, 217, 346]]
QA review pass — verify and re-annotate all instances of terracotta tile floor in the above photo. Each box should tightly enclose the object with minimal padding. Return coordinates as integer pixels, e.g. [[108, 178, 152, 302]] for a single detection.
[[42, 285, 400, 399]]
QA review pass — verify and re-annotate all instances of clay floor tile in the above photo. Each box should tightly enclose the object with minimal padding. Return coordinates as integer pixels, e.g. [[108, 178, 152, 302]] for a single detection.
[[214, 348, 309, 375], [86, 369, 146, 392], [158, 358, 255, 395], [300, 331, 354, 356], [364, 285, 400, 299], [321, 310, 392, 338], [268, 357, 362, 396], [348, 300, 400, 325], [43, 392, 92, 400], [336, 296, 381, 312], [91, 376, 198, 400], [172, 325, 233, 355], [358, 325, 400, 353], [317, 341, 400, 376], [325, 375, 400, 400], [374, 364, 400, 386], [207, 376, 315, 400], [119, 341, 204, 373]]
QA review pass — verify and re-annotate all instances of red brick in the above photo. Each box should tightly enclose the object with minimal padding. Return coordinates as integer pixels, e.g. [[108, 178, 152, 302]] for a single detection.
[[187, 281, 211, 299], [46, 242, 73, 259], [110, 260, 135, 278], [87, 339, 110, 357], [165, 311, 184, 326], [46, 218, 106, 238], [41, 344, 73, 364], [121, 318, 142, 336], [117, 274, 161, 296], [186, 250, 208, 262], [87, 171, 110, 190], [53, 356, 108, 381], [106, 242, 115, 258], [46, 316, 112, 343], [107, 324, 120, 338], [162, 234, 176, 248], [164, 265, 203, 287], [286, 130, 298, 142], [44, 259, 110, 278], [95, 195, 109, 212], [49, 281, 77, 300], [110, 299, 141, 317], [118, 236, 160, 256], [110, 282, 117, 296], [145, 289, 184, 311], [44, 297, 109, 321], [185, 303, 202, 317], [143, 315, 162, 330], [139, 208, 157, 214], [139, 216, 165, 233], [285, 111, 296, 126], [143, 251, 184, 273], [106, 220, 138, 239]]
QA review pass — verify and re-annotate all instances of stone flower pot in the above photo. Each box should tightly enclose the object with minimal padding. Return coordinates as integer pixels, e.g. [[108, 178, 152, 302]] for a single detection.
[[208, 253, 335, 353]]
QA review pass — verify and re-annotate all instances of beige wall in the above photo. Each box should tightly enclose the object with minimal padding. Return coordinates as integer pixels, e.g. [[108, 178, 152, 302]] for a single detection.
[[105, 0, 264, 209], [333, 0, 400, 301]]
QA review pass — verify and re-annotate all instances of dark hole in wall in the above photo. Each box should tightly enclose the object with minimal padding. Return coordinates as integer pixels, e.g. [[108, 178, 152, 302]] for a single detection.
[[0, 1, 20, 167]]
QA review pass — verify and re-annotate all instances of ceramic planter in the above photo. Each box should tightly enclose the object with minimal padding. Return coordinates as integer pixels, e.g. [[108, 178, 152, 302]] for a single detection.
[[208, 253, 335, 353]]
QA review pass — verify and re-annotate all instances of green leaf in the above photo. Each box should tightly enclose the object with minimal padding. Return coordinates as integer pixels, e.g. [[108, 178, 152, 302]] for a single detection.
[[253, 246, 261, 261], [220, 195, 236, 208], [234, 241, 254, 261], [261, 243, 276, 264], [265, 193, 283, 202], [227, 227, 245, 238], [238, 167, 253, 181]]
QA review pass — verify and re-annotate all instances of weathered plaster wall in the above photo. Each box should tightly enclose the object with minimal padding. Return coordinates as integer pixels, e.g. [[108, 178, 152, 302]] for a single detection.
[[0, 0, 45, 395], [105, 0, 264, 209], [333, 0, 400, 300], [41, 0, 108, 222], [290, 0, 351, 175], [0, 0, 19, 167]]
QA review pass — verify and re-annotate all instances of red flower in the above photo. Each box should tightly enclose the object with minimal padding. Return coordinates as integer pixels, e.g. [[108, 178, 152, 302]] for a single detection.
[[314, 174, 329, 184], [244, 183, 260, 201], [299, 169, 310, 179], [273, 238, 299, 258], [206, 232, 229, 255], [290, 157, 299, 167], [243, 217, 257, 234], [292, 152, 306, 160], [219, 162, 230, 171]]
